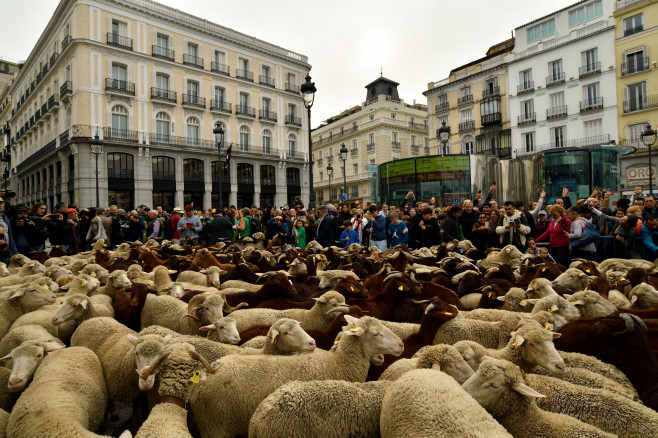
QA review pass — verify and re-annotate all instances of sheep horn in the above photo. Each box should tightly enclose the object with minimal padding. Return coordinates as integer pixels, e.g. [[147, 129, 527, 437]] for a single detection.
[[224, 302, 249, 313], [412, 299, 431, 304], [614, 313, 638, 336], [424, 303, 436, 315], [373, 265, 391, 277], [383, 272, 403, 283], [138, 352, 170, 380], [409, 271, 420, 285], [182, 313, 200, 321], [188, 351, 217, 374]]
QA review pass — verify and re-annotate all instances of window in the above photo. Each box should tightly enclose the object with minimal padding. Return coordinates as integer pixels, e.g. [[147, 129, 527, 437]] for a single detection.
[[548, 59, 562, 81], [262, 129, 272, 154], [187, 43, 198, 57], [186, 117, 199, 146], [111, 105, 128, 138], [237, 164, 254, 185], [288, 134, 297, 156], [240, 58, 250, 72], [520, 69, 532, 89], [460, 109, 472, 123], [187, 81, 198, 97], [484, 79, 497, 95], [239, 92, 249, 109], [460, 86, 471, 98], [369, 115, 374, 121], [551, 126, 566, 148], [352, 139, 357, 151], [112, 63, 127, 83], [214, 50, 225, 64], [319, 172, 323, 182], [350, 185, 359, 198], [214, 86, 225, 104], [584, 119, 602, 139], [628, 123, 647, 147], [480, 96, 500, 116], [392, 132, 398, 143], [155, 112, 170, 141], [549, 91, 564, 110], [437, 94, 448, 109], [391, 113, 396, 119], [262, 97, 271, 114], [152, 156, 175, 181], [288, 103, 296, 117], [411, 135, 416, 146], [156, 34, 169, 50], [261, 65, 270, 78], [523, 132, 535, 153], [107, 153, 133, 179], [625, 82, 647, 112], [521, 100, 534, 118], [462, 136, 474, 154], [438, 115, 448, 127], [624, 14, 644, 36], [353, 164, 358, 175], [368, 133, 374, 146], [111, 20, 127, 37], [287, 72, 296, 86], [569, 1, 602, 27], [155, 73, 169, 92], [183, 159, 204, 182], [624, 49, 647, 75], [584, 83, 599, 104], [527, 19, 555, 43], [582, 49, 598, 74], [239, 126, 250, 151]]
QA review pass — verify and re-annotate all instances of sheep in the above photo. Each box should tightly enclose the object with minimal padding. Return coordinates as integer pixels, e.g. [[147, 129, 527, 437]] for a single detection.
[[70, 317, 170, 403], [598, 258, 654, 275], [60, 273, 101, 296], [0, 263, 9, 277], [91, 269, 132, 297], [6, 254, 30, 273], [525, 373, 658, 438], [497, 287, 533, 312], [380, 368, 512, 438], [79, 263, 110, 284], [0, 408, 7, 438], [0, 284, 57, 339], [553, 268, 596, 292], [629, 283, 658, 308], [316, 270, 360, 290], [462, 358, 615, 438], [6, 347, 109, 437], [0, 339, 66, 393], [189, 315, 403, 438], [0, 324, 64, 360], [199, 317, 240, 344], [250, 380, 391, 438], [140, 293, 226, 335], [0, 261, 46, 287], [608, 289, 631, 308], [0, 367, 19, 413], [378, 344, 474, 383], [526, 278, 558, 298], [52, 293, 114, 325], [228, 290, 350, 332], [476, 244, 524, 269], [176, 266, 224, 288], [433, 317, 501, 348], [379, 320, 421, 339], [564, 290, 617, 318], [219, 279, 259, 291], [527, 295, 580, 330]]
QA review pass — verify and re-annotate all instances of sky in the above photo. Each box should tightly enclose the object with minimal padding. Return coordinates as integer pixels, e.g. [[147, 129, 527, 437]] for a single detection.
[[0, 0, 579, 126]]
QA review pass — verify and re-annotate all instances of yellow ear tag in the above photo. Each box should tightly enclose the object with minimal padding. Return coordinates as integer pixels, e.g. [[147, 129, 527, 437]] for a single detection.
[[512, 339, 518, 347], [189, 371, 201, 384], [285, 260, 289, 264], [488, 292, 496, 299], [350, 286, 355, 291], [443, 312, 454, 316], [521, 300, 527, 306], [542, 268, 547, 272], [90, 272, 96, 277], [349, 328, 358, 333], [271, 336, 277, 345], [545, 323, 550, 330], [398, 286, 404, 291], [584, 286, 589, 290], [547, 307, 553, 313], [141, 272, 147, 277], [333, 339, 341, 345], [80, 280, 86, 287], [621, 277, 626, 281], [585, 269, 591, 273]]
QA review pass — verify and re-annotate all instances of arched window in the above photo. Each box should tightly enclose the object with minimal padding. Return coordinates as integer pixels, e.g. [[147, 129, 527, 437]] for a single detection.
[[239, 125, 250, 152], [462, 135, 474, 155], [186, 116, 199, 146], [111, 105, 128, 138], [286, 168, 300, 185], [237, 163, 254, 184], [152, 156, 175, 181], [183, 158, 204, 182], [262, 129, 272, 154], [107, 153, 134, 179], [155, 112, 170, 142], [287, 133, 297, 157]]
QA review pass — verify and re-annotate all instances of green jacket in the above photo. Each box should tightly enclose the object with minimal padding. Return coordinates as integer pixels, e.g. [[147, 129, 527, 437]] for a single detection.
[[295, 226, 307, 248], [210, 216, 235, 241]]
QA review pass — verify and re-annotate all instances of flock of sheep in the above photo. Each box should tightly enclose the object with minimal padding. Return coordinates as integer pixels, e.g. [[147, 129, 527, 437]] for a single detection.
[[0, 238, 658, 437]]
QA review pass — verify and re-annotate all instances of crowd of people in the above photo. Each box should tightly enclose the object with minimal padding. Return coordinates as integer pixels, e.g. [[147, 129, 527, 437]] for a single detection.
[[2, 182, 657, 266]]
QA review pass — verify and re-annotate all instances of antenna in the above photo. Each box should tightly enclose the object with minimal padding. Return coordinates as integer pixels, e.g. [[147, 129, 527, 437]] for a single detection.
[[380, 67, 383, 77]]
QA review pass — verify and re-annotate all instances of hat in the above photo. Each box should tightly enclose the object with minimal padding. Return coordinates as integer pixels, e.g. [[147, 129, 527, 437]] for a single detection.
[[96, 208, 105, 215], [318, 205, 328, 212], [211, 209, 217, 213], [15, 205, 29, 213], [117, 209, 126, 215], [67, 208, 78, 214], [538, 210, 548, 216], [173, 207, 183, 214], [617, 198, 631, 211]]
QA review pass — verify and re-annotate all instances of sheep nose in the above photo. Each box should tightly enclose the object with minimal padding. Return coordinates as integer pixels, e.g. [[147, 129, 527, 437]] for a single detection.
[[8, 378, 22, 385], [308, 339, 316, 346], [554, 362, 566, 375]]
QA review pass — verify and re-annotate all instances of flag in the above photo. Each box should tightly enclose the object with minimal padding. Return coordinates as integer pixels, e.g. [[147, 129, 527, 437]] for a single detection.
[[225, 144, 232, 164]]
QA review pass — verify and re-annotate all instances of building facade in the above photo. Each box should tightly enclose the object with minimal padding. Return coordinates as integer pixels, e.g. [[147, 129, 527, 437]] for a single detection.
[[1, 60, 21, 188], [509, 0, 618, 158], [424, 39, 515, 159], [311, 77, 428, 206], [9, 0, 311, 212]]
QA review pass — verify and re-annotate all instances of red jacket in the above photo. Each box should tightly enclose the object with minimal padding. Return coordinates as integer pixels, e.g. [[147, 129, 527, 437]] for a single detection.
[[171, 214, 181, 239], [536, 216, 572, 248]]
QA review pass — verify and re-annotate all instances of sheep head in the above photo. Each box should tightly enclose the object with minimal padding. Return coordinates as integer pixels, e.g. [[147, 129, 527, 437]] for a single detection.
[[340, 315, 404, 357], [185, 294, 225, 324], [1, 340, 65, 392], [9, 284, 57, 309], [200, 317, 240, 344], [416, 344, 474, 383], [109, 270, 133, 289], [508, 320, 565, 376], [564, 290, 617, 318], [312, 291, 350, 317], [266, 318, 316, 353], [629, 283, 658, 309]]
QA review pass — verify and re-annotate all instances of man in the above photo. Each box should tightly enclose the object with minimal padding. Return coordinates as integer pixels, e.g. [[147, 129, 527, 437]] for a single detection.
[[641, 215, 658, 261], [176, 205, 202, 243], [137, 205, 150, 223], [145, 210, 162, 241], [534, 210, 549, 238], [48, 202, 73, 252], [112, 209, 130, 247], [210, 211, 235, 243], [565, 206, 596, 261], [367, 204, 387, 250], [442, 205, 462, 245], [471, 212, 490, 251], [11, 205, 38, 255], [480, 202, 491, 215], [169, 207, 182, 243], [633, 198, 645, 207], [388, 212, 408, 247], [127, 210, 145, 242], [642, 195, 658, 221], [495, 201, 530, 250], [381, 204, 389, 217], [458, 200, 478, 241], [515, 200, 535, 239], [86, 208, 108, 245], [315, 205, 335, 248]]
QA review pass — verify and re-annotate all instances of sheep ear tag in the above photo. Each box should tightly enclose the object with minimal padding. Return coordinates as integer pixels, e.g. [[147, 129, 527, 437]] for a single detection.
[[189, 371, 201, 384], [90, 272, 96, 277], [80, 280, 86, 287]]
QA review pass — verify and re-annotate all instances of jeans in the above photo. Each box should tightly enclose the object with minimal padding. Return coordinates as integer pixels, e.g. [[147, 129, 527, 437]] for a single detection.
[[371, 239, 387, 250]]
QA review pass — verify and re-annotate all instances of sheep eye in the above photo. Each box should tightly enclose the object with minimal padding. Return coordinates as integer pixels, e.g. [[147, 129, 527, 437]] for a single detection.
[[490, 382, 501, 388], [218, 326, 224, 330], [282, 332, 288, 336], [36, 353, 43, 358]]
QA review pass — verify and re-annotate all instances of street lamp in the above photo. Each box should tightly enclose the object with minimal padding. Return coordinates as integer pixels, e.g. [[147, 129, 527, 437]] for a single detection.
[[437, 121, 450, 157], [327, 164, 333, 204], [89, 128, 103, 207], [300, 74, 317, 209], [642, 124, 657, 195], [213, 122, 225, 212], [339, 143, 348, 203]]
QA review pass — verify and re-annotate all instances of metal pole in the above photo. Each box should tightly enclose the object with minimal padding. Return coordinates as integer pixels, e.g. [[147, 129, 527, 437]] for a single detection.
[[328, 173, 331, 204], [95, 153, 99, 207], [308, 106, 314, 209], [650, 145, 653, 196], [218, 135, 223, 212], [342, 160, 347, 203]]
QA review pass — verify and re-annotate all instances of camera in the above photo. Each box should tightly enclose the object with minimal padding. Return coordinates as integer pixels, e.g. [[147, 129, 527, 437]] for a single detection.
[[2, 189, 16, 198], [514, 218, 521, 224]]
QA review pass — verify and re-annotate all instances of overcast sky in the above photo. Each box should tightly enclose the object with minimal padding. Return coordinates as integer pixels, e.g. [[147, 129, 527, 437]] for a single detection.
[[0, 0, 578, 126]]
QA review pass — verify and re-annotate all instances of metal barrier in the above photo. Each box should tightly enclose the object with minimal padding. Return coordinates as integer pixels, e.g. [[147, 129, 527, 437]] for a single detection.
[[536, 236, 655, 262]]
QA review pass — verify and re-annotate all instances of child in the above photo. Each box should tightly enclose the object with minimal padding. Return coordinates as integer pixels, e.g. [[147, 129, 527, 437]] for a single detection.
[[538, 246, 556, 263], [293, 219, 306, 249], [0, 226, 10, 265], [339, 220, 359, 248], [388, 212, 408, 247], [633, 185, 645, 203]]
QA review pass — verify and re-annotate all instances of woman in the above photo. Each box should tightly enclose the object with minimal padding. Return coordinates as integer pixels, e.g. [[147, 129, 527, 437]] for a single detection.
[[293, 219, 307, 249], [471, 212, 490, 252], [486, 210, 500, 249], [305, 214, 317, 244], [536, 205, 572, 267], [612, 214, 638, 259], [626, 206, 644, 235], [29, 202, 49, 252], [351, 209, 367, 243], [236, 208, 251, 239]]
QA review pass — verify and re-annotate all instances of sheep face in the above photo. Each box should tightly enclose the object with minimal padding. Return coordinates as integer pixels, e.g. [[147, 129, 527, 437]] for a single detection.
[[341, 315, 404, 357], [566, 290, 617, 318], [192, 294, 226, 325], [200, 267, 224, 288], [52, 294, 89, 324], [1, 341, 64, 392], [164, 283, 185, 299], [128, 333, 169, 391], [553, 268, 596, 292], [526, 278, 558, 299], [9, 285, 57, 307], [0, 262, 10, 276], [110, 270, 133, 289], [629, 283, 658, 308], [509, 324, 565, 376], [454, 341, 487, 372], [267, 319, 316, 353], [201, 317, 240, 344], [334, 277, 368, 298], [312, 291, 350, 318], [21, 261, 46, 276], [417, 344, 474, 384], [529, 295, 580, 330]]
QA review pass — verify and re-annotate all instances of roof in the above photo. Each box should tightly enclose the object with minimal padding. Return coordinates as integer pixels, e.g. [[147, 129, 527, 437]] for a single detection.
[[449, 39, 515, 76], [515, 0, 589, 30], [364, 76, 400, 88]]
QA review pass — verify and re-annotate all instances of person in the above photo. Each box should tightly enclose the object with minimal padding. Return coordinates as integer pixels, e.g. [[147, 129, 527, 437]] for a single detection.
[[209, 211, 235, 243], [534, 210, 549, 238], [495, 201, 530, 251], [641, 215, 658, 261], [293, 219, 307, 249], [525, 237, 540, 256], [339, 221, 359, 248], [471, 212, 491, 252], [145, 210, 162, 241], [0, 226, 10, 265], [100, 208, 113, 247], [388, 212, 408, 247], [538, 246, 556, 263], [48, 202, 73, 252], [351, 210, 367, 244], [565, 206, 597, 261], [633, 185, 645, 204], [269, 216, 290, 241], [612, 214, 638, 259], [536, 205, 572, 267], [11, 205, 38, 255], [28, 203, 50, 252], [126, 210, 145, 242], [113, 209, 130, 247], [170, 207, 183, 244], [86, 208, 108, 245], [486, 210, 500, 249], [442, 205, 462, 245], [515, 200, 535, 238], [236, 208, 251, 240], [305, 214, 318, 244], [642, 195, 658, 221], [365, 204, 387, 250], [177, 205, 203, 243], [459, 200, 478, 242], [337, 204, 352, 235]]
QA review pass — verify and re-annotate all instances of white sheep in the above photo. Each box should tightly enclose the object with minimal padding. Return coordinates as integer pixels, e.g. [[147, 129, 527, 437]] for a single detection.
[[6, 347, 109, 437], [199, 317, 240, 344], [52, 293, 114, 326], [0, 283, 57, 339], [140, 293, 226, 335], [0, 262, 10, 277], [60, 273, 101, 296], [6, 254, 31, 273], [527, 295, 580, 330], [526, 278, 558, 298], [497, 287, 533, 312], [607, 289, 631, 309], [316, 270, 360, 290], [564, 290, 617, 318], [79, 263, 110, 284], [476, 244, 524, 269], [189, 315, 403, 438], [0, 339, 65, 394], [462, 358, 615, 438], [433, 317, 501, 348], [380, 368, 512, 438], [598, 258, 654, 275], [0, 324, 64, 361], [176, 266, 224, 288], [378, 344, 474, 383], [91, 269, 132, 297], [0, 261, 46, 287], [629, 283, 658, 308], [552, 268, 596, 292]]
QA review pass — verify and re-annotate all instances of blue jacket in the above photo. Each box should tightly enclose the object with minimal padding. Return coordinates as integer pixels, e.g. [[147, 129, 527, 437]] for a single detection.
[[388, 221, 408, 247], [370, 212, 387, 242], [641, 224, 658, 256], [340, 229, 359, 247]]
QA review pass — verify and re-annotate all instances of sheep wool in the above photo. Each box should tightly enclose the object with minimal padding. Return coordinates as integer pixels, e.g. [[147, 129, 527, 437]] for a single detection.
[[0, 408, 8, 438], [433, 317, 500, 348], [380, 369, 512, 438]]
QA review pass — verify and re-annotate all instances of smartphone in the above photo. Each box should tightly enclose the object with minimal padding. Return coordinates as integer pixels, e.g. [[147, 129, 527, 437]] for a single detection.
[[485, 221, 489, 228], [478, 190, 482, 194], [492, 182, 496, 185]]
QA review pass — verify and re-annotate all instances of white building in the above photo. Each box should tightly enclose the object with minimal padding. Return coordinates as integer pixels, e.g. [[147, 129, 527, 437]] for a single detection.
[[509, 0, 618, 157]]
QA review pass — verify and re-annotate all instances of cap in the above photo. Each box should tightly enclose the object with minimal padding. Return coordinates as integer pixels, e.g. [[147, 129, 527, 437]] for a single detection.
[[117, 209, 126, 215], [173, 207, 183, 213], [67, 208, 78, 214], [16, 205, 29, 213], [538, 210, 548, 216]]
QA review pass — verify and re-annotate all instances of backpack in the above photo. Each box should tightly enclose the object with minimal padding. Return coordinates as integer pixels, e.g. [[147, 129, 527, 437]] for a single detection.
[[163, 216, 175, 240], [249, 216, 262, 236], [571, 219, 600, 248]]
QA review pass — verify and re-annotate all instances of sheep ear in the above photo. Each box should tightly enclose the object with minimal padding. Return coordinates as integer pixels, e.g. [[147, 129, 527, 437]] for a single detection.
[[270, 329, 280, 344], [9, 290, 25, 300], [490, 321, 503, 329], [563, 294, 572, 299], [551, 280, 559, 285], [168, 270, 177, 274], [496, 295, 507, 302], [550, 304, 559, 312], [571, 299, 586, 306], [551, 332, 562, 339], [512, 335, 525, 347], [60, 284, 70, 290], [512, 382, 546, 398], [199, 269, 207, 274], [0, 353, 12, 362], [312, 296, 328, 304], [343, 314, 359, 325], [126, 334, 140, 346], [43, 342, 65, 352], [431, 362, 441, 371], [525, 298, 540, 305], [199, 324, 216, 332], [630, 295, 638, 305], [579, 273, 590, 279], [79, 299, 89, 310]]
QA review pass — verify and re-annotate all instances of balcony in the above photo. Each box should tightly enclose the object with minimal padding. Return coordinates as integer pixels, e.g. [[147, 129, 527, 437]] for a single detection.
[[580, 97, 603, 113], [60, 81, 72, 99], [50, 51, 58, 65], [435, 102, 449, 113], [482, 86, 500, 98], [459, 120, 475, 132], [546, 72, 565, 87], [479, 146, 512, 159], [285, 82, 299, 93], [457, 94, 473, 106], [546, 105, 568, 119], [152, 45, 174, 61], [61, 34, 71, 51], [517, 81, 535, 95], [108, 169, 134, 179], [285, 114, 302, 126], [408, 121, 427, 130], [391, 141, 401, 150], [211, 100, 232, 114], [236, 105, 256, 118], [211, 62, 230, 75], [518, 112, 536, 125], [351, 148, 358, 156], [579, 61, 601, 78], [621, 57, 649, 76], [103, 127, 139, 143], [182, 94, 206, 109], [259, 75, 275, 88], [515, 134, 612, 157], [47, 94, 59, 111], [153, 170, 176, 181], [183, 54, 204, 69], [316, 157, 323, 165], [236, 69, 254, 81], [259, 109, 277, 122], [624, 25, 644, 36], [481, 112, 502, 126], [623, 95, 658, 114], [327, 155, 334, 163], [107, 32, 133, 50], [151, 87, 177, 104], [106, 78, 135, 96], [411, 144, 419, 153]]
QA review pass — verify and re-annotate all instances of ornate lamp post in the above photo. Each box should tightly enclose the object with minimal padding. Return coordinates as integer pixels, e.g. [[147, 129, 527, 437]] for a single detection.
[[327, 164, 333, 204], [89, 129, 103, 207], [213, 122, 225, 212], [339, 143, 348, 202], [642, 124, 657, 195], [437, 121, 450, 157], [300, 74, 317, 208]]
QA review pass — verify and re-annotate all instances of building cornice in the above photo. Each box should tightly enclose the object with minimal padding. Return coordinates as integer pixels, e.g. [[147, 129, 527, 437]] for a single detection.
[[614, 0, 656, 15], [424, 63, 509, 97]]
